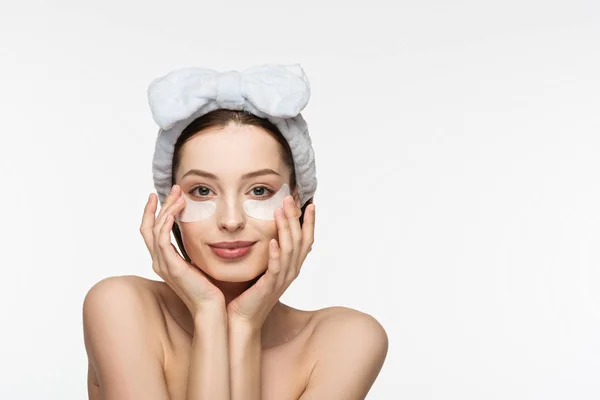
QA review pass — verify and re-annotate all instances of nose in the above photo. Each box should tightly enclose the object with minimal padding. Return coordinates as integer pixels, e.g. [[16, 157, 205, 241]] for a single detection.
[[216, 198, 246, 232]]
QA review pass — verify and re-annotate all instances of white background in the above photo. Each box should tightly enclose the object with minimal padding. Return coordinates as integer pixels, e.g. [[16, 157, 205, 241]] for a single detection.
[[1, 0, 599, 399]]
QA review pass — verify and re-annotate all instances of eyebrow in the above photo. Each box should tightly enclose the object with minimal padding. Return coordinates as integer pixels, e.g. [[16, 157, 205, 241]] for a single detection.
[[181, 168, 281, 181]]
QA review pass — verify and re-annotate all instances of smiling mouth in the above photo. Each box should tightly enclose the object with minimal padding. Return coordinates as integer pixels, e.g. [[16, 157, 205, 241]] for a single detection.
[[208, 243, 256, 260]]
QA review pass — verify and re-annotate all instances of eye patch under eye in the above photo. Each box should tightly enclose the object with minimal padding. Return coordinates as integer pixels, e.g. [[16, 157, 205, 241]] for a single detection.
[[174, 194, 217, 223], [174, 183, 290, 223], [243, 183, 290, 220]]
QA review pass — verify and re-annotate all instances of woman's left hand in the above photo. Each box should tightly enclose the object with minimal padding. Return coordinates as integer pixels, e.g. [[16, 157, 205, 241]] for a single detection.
[[227, 195, 315, 331]]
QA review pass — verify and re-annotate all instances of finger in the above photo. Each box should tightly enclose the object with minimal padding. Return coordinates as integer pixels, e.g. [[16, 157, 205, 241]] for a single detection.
[[157, 214, 188, 279], [152, 197, 186, 275], [263, 238, 282, 292], [140, 193, 158, 255], [301, 203, 316, 257], [283, 197, 303, 281], [275, 207, 292, 256], [284, 196, 303, 257], [153, 191, 185, 242], [152, 213, 168, 277], [294, 204, 315, 278], [275, 207, 294, 282], [156, 184, 182, 221]]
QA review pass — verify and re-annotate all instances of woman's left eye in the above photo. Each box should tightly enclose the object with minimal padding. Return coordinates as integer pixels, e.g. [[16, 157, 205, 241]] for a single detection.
[[251, 186, 273, 197]]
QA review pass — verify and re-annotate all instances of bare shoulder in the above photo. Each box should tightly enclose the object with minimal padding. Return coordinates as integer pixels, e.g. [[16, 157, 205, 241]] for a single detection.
[[309, 305, 388, 347], [83, 274, 165, 320], [84, 274, 169, 339], [83, 273, 168, 346], [83, 275, 171, 398], [299, 306, 389, 399]]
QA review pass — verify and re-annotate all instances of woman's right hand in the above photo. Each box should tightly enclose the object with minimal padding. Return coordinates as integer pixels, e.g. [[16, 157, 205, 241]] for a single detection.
[[140, 184, 225, 316]]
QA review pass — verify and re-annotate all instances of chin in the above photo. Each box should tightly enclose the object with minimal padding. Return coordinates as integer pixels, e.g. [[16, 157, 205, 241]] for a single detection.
[[189, 242, 270, 283]]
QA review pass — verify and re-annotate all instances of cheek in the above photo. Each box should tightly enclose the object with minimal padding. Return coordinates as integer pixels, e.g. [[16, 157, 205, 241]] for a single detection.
[[177, 222, 210, 245], [248, 219, 278, 240]]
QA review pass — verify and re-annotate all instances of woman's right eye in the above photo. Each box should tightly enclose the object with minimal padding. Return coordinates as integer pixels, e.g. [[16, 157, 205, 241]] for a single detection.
[[190, 186, 213, 197]]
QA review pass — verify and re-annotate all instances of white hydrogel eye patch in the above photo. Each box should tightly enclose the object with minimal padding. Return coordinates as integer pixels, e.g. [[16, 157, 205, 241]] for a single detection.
[[174, 183, 290, 223], [175, 195, 217, 223], [244, 183, 290, 220]]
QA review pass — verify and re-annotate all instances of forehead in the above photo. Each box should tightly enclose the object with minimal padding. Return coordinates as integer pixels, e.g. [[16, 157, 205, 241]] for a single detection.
[[177, 123, 286, 177]]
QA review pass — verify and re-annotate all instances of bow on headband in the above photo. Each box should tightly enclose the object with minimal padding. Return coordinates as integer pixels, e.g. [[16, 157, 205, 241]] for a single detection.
[[147, 64, 311, 131]]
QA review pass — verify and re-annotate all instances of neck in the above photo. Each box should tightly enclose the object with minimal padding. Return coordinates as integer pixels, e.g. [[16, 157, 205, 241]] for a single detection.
[[205, 274, 287, 343], [165, 277, 287, 346], [208, 275, 261, 306]]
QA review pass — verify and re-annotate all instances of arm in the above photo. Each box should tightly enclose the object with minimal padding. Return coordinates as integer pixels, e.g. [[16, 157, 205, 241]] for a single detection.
[[83, 277, 232, 400], [225, 195, 316, 399], [227, 320, 262, 400], [186, 303, 231, 400], [82, 277, 171, 400], [87, 359, 100, 400], [299, 310, 389, 400], [137, 186, 232, 399]]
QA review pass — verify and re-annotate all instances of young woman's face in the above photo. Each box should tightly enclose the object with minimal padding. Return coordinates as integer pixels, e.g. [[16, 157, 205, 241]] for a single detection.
[[174, 123, 300, 283]]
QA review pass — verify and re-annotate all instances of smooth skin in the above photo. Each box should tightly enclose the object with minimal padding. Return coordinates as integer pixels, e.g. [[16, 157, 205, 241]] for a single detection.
[[83, 124, 388, 400]]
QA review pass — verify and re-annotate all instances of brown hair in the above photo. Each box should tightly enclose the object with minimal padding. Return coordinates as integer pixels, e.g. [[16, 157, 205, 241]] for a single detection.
[[170, 108, 313, 263]]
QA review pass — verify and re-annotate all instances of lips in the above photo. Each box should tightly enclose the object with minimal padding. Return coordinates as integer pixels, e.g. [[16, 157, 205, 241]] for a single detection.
[[209, 241, 257, 249], [209, 242, 256, 260]]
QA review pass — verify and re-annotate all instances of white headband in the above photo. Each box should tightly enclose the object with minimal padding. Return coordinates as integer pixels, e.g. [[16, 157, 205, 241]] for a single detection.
[[147, 63, 317, 207]]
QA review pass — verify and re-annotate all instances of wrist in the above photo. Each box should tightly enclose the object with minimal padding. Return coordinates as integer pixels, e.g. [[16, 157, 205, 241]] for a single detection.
[[227, 316, 261, 337], [193, 301, 227, 324]]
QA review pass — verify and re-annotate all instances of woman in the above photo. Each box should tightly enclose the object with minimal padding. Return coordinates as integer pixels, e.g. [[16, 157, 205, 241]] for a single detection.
[[83, 64, 388, 399]]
